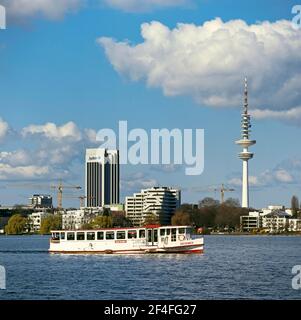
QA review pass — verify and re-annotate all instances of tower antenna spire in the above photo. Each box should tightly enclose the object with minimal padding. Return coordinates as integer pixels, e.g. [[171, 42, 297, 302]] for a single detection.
[[235, 77, 256, 208], [244, 77, 248, 114]]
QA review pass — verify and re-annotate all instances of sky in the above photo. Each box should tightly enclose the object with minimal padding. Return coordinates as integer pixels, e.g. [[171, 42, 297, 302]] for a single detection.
[[0, 0, 301, 209]]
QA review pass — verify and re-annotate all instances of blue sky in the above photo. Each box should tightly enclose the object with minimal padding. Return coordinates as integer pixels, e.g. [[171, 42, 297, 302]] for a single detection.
[[0, 0, 300, 208]]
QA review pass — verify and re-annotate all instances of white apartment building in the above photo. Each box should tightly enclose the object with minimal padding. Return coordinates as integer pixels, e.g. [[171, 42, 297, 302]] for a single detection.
[[28, 212, 49, 233], [62, 208, 104, 230], [125, 187, 181, 227], [240, 205, 301, 233]]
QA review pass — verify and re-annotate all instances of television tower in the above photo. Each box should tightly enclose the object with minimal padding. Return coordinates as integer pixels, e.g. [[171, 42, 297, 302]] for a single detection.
[[235, 78, 256, 208]]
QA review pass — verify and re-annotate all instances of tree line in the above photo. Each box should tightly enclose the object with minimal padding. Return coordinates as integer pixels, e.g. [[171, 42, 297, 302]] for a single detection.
[[172, 197, 249, 232]]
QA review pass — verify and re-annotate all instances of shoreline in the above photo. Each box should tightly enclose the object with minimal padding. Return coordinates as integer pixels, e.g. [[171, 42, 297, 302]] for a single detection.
[[207, 232, 301, 236]]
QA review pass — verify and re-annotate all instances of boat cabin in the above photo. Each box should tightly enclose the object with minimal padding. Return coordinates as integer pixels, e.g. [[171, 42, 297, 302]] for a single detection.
[[51, 225, 194, 246]]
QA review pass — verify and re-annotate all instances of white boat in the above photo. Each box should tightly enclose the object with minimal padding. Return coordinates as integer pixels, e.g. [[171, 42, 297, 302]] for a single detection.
[[49, 225, 204, 254]]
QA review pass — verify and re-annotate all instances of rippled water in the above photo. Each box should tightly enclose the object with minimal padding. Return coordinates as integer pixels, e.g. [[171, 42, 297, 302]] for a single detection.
[[0, 235, 300, 300]]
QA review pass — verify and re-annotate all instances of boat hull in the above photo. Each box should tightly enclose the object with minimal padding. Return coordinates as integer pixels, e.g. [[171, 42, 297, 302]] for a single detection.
[[49, 243, 204, 255]]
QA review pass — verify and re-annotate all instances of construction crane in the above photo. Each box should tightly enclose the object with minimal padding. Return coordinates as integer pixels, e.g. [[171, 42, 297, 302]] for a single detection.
[[213, 184, 235, 204], [63, 195, 95, 208], [50, 180, 81, 209], [6, 180, 82, 209]]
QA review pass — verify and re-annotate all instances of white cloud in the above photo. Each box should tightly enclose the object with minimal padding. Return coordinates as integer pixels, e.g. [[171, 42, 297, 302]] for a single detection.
[[1, 0, 83, 20], [0, 163, 50, 180], [98, 18, 301, 113], [0, 119, 99, 181], [0, 118, 9, 141], [251, 107, 301, 126], [121, 172, 158, 192], [0, 150, 32, 167], [274, 169, 293, 183], [22, 121, 83, 142], [104, 0, 189, 12], [229, 160, 298, 188]]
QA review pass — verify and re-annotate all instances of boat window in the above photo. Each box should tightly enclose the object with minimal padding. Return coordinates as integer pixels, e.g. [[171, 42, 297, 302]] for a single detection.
[[67, 232, 75, 241], [117, 231, 126, 240], [160, 229, 165, 236], [154, 230, 158, 243], [97, 231, 104, 240], [171, 228, 177, 242], [106, 231, 115, 240], [139, 230, 145, 239], [77, 232, 85, 241], [52, 233, 60, 240], [147, 230, 152, 243], [87, 232, 95, 241], [178, 228, 185, 234], [166, 229, 171, 235], [186, 228, 192, 235], [60, 232, 65, 240], [128, 230, 137, 239]]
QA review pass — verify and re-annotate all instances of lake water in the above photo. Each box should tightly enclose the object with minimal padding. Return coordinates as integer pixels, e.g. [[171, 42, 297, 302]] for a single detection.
[[0, 235, 300, 300]]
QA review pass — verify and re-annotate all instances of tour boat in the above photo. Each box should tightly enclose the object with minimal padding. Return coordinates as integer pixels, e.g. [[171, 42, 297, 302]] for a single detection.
[[49, 225, 204, 254]]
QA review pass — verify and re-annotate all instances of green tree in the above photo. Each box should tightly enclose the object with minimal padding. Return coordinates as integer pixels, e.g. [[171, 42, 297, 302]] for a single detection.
[[5, 214, 28, 235], [112, 212, 132, 227], [40, 214, 62, 235], [81, 222, 93, 230], [223, 198, 240, 207], [91, 215, 113, 228], [171, 211, 191, 226], [144, 213, 160, 225], [198, 197, 220, 208]]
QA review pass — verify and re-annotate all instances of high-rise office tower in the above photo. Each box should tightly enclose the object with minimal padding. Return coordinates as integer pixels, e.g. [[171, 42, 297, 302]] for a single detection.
[[85, 148, 120, 207]]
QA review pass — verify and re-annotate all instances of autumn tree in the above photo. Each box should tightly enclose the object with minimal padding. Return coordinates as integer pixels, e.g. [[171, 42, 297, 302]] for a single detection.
[[40, 214, 62, 234], [5, 214, 28, 235], [143, 213, 160, 225], [171, 211, 191, 226], [91, 215, 113, 228], [198, 197, 220, 208]]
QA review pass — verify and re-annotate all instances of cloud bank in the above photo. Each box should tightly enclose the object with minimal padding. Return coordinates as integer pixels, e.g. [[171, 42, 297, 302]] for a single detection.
[[0, 0, 83, 20], [0, 120, 97, 180], [98, 18, 301, 124], [229, 158, 301, 189], [104, 0, 189, 12]]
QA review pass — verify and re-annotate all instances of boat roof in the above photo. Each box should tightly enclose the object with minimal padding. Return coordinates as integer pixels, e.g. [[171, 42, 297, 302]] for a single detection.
[[51, 225, 192, 232]]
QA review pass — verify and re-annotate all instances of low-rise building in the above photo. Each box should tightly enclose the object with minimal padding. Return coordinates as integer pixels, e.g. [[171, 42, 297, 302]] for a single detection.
[[240, 211, 261, 232], [240, 205, 301, 233], [29, 194, 53, 209], [28, 211, 49, 233], [62, 207, 103, 230]]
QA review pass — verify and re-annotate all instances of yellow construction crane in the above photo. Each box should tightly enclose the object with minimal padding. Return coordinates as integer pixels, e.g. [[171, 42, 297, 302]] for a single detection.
[[63, 195, 95, 208], [213, 184, 235, 204], [50, 180, 81, 209], [6, 180, 82, 209]]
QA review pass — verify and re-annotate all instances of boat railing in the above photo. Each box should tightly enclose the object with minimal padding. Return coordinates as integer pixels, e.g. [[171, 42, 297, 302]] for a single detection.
[[191, 234, 203, 240]]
